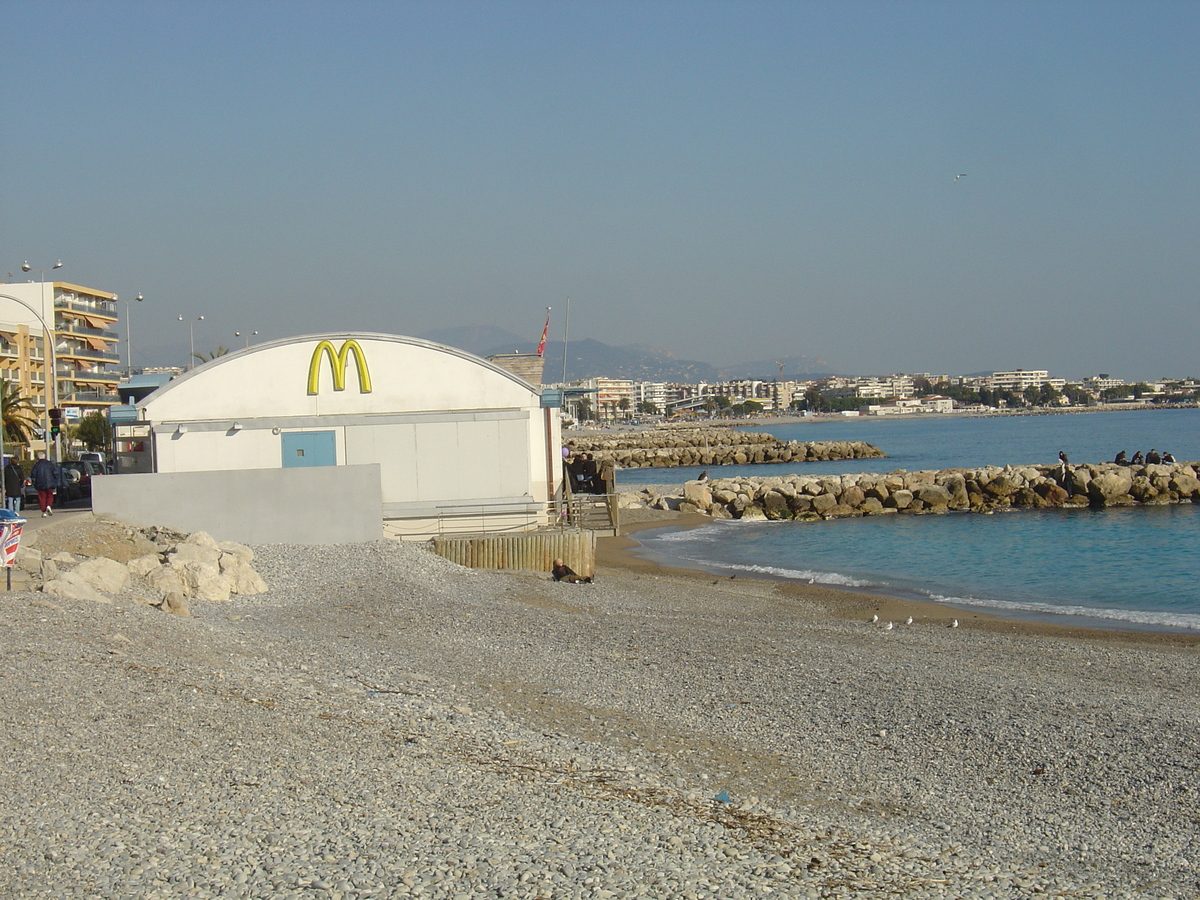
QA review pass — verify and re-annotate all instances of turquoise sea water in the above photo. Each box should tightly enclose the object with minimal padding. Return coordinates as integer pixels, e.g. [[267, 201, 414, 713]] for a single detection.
[[622, 408, 1200, 632]]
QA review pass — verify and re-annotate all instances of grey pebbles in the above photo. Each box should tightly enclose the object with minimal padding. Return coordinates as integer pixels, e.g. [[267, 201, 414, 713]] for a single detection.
[[1, 536, 1197, 899]]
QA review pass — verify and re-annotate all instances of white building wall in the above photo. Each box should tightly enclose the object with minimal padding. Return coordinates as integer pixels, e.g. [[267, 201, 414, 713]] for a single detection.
[[138, 334, 558, 539]]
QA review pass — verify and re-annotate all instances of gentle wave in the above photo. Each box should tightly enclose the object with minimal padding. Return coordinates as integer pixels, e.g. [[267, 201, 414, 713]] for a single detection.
[[925, 593, 1200, 633]]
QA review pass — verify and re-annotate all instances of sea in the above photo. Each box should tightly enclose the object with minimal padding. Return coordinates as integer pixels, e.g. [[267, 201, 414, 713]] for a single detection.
[[618, 408, 1200, 633]]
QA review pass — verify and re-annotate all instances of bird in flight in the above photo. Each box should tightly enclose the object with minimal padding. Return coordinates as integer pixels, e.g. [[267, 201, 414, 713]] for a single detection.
[[954, 173, 967, 183]]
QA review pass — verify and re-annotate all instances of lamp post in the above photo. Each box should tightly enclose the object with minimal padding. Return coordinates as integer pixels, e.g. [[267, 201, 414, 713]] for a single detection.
[[179, 315, 204, 369], [123, 293, 144, 374], [18, 260, 63, 462], [0, 292, 60, 463], [234, 330, 258, 349]]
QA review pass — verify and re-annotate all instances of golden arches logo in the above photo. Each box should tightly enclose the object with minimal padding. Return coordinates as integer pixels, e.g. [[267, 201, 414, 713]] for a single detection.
[[307, 340, 373, 395]]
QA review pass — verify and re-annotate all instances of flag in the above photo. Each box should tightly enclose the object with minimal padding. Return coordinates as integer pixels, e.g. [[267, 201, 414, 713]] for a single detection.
[[537, 311, 550, 357]]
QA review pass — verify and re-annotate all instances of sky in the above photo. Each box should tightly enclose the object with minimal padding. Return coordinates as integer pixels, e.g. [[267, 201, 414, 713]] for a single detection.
[[2, 0, 1198, 381]]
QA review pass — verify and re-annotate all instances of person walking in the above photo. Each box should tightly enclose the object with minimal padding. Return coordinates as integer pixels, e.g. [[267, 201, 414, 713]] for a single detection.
[[30, 452, 58, 517], [3, 457, 23, 513]]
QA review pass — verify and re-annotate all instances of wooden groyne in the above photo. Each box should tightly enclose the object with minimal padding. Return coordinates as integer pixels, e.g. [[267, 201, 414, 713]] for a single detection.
[[431, 529, 595, 575], [645, 461, 1200, 520], [568, 427, 884, 469]]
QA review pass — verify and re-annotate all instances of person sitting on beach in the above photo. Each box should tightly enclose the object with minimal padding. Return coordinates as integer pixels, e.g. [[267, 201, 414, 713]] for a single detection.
[[1130, 450, 1144, 465], [1162, 451, 1175, 463], [551, 558, 592, 584], [1146, 449, 1161, 465], [1114, 450, 1127, 465]]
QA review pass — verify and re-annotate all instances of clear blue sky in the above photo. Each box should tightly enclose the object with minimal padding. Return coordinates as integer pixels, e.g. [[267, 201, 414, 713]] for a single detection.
[[3, 0, 1197, 380]]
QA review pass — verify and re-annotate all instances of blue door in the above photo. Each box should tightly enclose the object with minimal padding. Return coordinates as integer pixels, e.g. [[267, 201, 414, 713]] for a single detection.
[[281, 431, 337, 468]]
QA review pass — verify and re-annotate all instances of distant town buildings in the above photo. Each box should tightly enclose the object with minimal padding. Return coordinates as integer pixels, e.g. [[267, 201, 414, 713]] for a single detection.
[[554, 366, 1196, 422]]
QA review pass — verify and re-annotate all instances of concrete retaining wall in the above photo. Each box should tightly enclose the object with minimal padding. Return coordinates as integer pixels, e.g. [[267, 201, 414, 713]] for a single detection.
[[93, 465, 384, 545]]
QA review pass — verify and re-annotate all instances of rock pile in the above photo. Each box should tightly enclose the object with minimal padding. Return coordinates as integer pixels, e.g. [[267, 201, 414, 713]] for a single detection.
[[570, 427, 885, 469], [16, 519, 268, 611], [639, 461, 1200, 520]]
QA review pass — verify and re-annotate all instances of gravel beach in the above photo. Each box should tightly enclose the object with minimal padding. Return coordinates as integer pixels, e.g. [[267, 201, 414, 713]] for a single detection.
[[2, 514, 1198, 899]]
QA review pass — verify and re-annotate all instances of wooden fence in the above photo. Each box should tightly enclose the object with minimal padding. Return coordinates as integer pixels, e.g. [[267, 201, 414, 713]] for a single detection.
[[431, 528, 596, 576]]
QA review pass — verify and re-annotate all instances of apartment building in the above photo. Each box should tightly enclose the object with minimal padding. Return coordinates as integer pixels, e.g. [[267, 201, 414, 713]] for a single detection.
[[989, 369, 1050, 391], [0, 280, 121, 428]]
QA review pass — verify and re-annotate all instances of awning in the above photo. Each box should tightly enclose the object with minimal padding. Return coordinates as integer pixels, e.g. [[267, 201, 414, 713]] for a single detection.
[[84, 336, 110, 351], [83, 315, 111, 329]]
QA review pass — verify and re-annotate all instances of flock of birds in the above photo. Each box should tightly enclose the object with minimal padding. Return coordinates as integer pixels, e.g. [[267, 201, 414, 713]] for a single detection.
[[870, 613, 959, 629]]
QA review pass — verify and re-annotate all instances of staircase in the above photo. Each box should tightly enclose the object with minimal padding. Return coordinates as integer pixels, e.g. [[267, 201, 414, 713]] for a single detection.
[[565, 494, 617, 535]]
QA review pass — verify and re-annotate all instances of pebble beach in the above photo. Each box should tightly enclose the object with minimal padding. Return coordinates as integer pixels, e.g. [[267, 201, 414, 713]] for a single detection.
[[2, 513, 1199, 899]]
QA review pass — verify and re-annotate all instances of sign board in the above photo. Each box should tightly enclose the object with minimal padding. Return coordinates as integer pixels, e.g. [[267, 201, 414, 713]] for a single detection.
[[540, 389, 563, 408]]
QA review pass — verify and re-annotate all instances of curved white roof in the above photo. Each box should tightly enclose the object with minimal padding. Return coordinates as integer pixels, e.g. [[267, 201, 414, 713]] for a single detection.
[[139, 332, 540, 421]]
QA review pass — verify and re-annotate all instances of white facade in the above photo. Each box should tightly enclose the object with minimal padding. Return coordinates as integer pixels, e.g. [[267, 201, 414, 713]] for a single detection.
[[989, 369, 1050, 391], [135, 333, 560, 539]]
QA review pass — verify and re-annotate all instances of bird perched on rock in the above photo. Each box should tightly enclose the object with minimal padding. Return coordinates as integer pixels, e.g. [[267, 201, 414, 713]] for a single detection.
[[905, 616, 914, 626], [698, 470, 708, 481], [871, 614, 879, 623], [951, 619, 959, 628], [884, 621, 894, 631]]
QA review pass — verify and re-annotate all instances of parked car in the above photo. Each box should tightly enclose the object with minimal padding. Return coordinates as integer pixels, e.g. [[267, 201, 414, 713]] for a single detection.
[[61, 459, 105, 500]]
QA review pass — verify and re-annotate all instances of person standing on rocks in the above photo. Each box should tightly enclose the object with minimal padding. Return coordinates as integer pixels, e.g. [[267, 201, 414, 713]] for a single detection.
[[3, 457, 23, 513], [30, 452, 58, 517]]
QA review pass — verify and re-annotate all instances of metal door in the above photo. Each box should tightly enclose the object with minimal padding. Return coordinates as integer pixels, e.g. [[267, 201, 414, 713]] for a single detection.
[[281, 431, 337, 468]]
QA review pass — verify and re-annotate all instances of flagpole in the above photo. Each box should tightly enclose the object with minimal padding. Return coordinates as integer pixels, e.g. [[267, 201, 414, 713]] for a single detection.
[[561, 296, 570, 385]]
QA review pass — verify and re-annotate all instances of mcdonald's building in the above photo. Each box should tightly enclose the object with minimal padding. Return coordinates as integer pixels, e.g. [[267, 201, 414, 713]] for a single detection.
[[99, 333, 561, 543]]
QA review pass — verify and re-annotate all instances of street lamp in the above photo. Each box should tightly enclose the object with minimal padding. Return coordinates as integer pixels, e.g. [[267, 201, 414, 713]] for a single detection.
[[0, 292, 60, 464], [234, 330, 258, 349], [123, 293, 144, 374], [179, 315, 204, 369], [18, 260, 63, 462]]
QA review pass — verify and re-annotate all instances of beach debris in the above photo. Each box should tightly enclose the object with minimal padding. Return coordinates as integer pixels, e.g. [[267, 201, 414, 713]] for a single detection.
[[714, 790, 730, 804]]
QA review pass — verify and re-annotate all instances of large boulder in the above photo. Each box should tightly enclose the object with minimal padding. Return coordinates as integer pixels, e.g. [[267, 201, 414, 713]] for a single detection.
[[1087, 469, 1134, 506], [682, 481, 713, 509], [70, 557, 131, 594], [43, 571, 110, 604], [913, 483, 953, 510]]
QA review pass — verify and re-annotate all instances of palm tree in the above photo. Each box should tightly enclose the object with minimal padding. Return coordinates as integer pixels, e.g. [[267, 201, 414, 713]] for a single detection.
[[193, 346, 231, 363], [1, 380, 40, 446]]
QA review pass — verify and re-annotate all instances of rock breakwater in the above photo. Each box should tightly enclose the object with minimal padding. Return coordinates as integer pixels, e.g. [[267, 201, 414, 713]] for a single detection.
[[643, 460, 1200, 520], [569, 427, 885, 469]]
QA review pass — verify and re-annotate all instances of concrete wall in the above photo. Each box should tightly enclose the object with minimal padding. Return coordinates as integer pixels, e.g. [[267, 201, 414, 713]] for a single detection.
[[93, 465, 383, 545]]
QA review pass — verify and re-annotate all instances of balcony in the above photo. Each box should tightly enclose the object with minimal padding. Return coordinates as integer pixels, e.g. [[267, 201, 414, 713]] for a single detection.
[[57, 321, 121, 343], [56, 343, 122, 365], [54, 298, 116, 319], [60, 391, 119, 404]]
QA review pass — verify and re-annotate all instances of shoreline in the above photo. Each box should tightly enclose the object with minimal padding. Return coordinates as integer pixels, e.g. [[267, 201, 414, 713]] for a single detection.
[[599, 512, 1200, 647]]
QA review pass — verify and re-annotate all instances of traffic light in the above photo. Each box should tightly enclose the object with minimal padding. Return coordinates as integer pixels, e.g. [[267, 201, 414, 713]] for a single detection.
[[49, 408, 62, 436]]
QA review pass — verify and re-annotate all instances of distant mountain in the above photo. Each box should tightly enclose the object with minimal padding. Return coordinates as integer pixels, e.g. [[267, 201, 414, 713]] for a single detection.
[[418, 326, 833, 383], [718, 355, 835, 381], [419, 325, 530, 356], [540, 339, 719, 383]]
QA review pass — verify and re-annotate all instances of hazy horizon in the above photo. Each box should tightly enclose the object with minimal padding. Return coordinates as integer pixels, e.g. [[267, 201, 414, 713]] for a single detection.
[[3, 1, 1197, 382]]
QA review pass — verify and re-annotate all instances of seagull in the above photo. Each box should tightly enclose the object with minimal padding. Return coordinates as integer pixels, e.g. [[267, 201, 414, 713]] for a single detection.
[[871, 614, 879, 624], [951, 619, 959, 628], [954, 173, 967, 183], [905, 616, 914, 626], [884, 621, 894, 631]]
